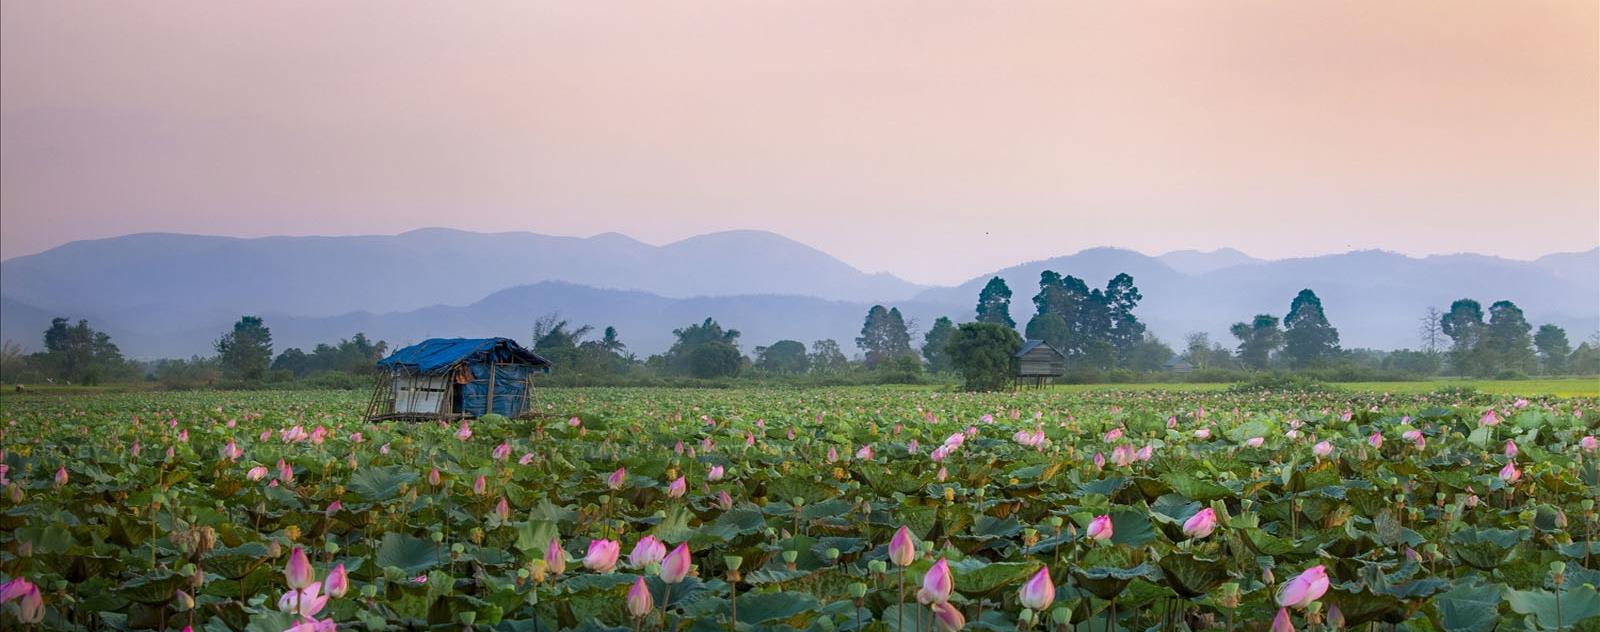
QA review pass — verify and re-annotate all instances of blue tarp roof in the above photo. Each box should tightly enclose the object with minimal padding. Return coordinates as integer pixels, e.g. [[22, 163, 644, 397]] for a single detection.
[[377, 337, 551, 374]]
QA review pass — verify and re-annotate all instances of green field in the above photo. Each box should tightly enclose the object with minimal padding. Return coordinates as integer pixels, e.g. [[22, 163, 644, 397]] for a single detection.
[[0, 385, 1596, 630]]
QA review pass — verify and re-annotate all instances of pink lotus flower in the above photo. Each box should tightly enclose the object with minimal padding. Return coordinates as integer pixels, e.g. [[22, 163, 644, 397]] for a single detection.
[[1582, 435, 1598, 452], [1244, 437, 1265, 448], [667, 476, 687, 498], [707, 465, 725, 481], [660, 543, 692, 584], [546, 536, 567, 574], [54, 466, 68, 487], [492, 442, 511, 461], [918, 558, 953, 604], [718, 490, 733, 509], [429, 468, 442, 486], [411, 575, 427, 584], [1092, 452, 1105, 469], [379, 443, 390, 455], [325, 501, 342, 517], [583, 539, 620, 573], [1367, 433, 1383, 449], [1018, 567, 1054, 610], [1086, 515, 1113, 542], [284, 620, 337, 632], [455, 422, 472, 441], [1111, 445, 1135, 466], [222, 439, 243, 461], [324, 564, 348, 598], [1276, 565, 1329, 608], [889, 525, 917, 567], [855, 445, 874, 460], [473, 475, 487, 496], [1402, 429, 1424, 449], [14, 582, 42, 624], [277, 581, 329, 618], [1480, 410, 1500, 426], [1272, 607, 1294, 632], [349, 432, 362, 443], [0, 577, 32, 603], [1194, 428, 1212, 439], [937, 466, 948, 481], [493, 497, 511, 520], [519, 453, 535, 465], [568, 416, 582, 427], [827, 447, 839, 462], [277, 459, 294, 483], [1514, 398, 1529, 409], [308, 426, 325, 444], [247, 466, 269, 481], [930, 601, 965, 632], [1503, 440, 1518, 458], [285, 547, 315, 590], [1183, 508, 1218, 539], [1103, 428, 1124, 443], [629, 535, 667, 568], [626, 576, 653, 618], [1312, 441, 1333, 457], [1499, 461, 1520, 483]]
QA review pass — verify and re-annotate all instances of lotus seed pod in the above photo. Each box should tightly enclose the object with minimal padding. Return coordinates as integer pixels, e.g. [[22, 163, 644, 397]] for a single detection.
[[724, 555, 743, 571], [826, 548, 841, 562], [361, 584, 378, 599], [432, 530, 445, 543], [1051, 606, 1071, 625], [782, 550, 798, 563], [848, 582, 868, 599], [869, 560, 888, 574]]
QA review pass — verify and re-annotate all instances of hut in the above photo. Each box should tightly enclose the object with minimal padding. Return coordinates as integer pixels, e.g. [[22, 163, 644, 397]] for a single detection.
[[1013, 339, 1066, 388], [365, 337, 551, 421], [1162, 357, 1195, 375]]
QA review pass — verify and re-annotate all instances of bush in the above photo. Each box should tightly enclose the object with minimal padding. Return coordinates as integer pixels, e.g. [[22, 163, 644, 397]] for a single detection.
[[945, 323, 1022, 391]]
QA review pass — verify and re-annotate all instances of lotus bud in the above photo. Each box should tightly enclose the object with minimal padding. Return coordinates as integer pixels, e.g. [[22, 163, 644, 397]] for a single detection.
[[660, 543, 692, 584], [1085, 515, 1113, 542], [920, 558, 953, 604], [626, 576, 653, 619], [284, 547, 314, 589], [583, 539, 620, 573], [1276, 565, 1329, 608], [888, 526, 917, 567], [930, 601, 965, 632], [1271, 607, 1294, 632], [326, 563, 349, 598], [175, 589, 195, 611], [1019, 567, 1054, 611]]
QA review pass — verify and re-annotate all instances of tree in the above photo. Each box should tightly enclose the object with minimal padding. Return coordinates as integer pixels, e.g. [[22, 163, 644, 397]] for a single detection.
[[1417, 307, 1444, 355], [1229, 314, 1282, 370], [945, 322, 1022, 391], [1383, 349, 1441, 376], [1481, 300, 1535, 374], [808, 339, 849, 374], [755, 340, 810, 374], [37, 318, 130, 384], [599, 327, 627, 356], [1124, 334, 1175, 372], [272, 332, 389, 377], [688, 340, 743, 379], [1102, 273, 1146, 358], [216, 316, 273, 381], [1182, 332, 1232, 370], [921, 317, 957, 373], [975, 277, 1016, 328], [1281, 289, 1340, 368], [664, 317, 741, 376], [1571, 339, 1600, 375], [1532, 324, 1570, 374], [1025, 270, 1147, 368], [1440, 299, 1485, 376], [856, 305, 912, 368]]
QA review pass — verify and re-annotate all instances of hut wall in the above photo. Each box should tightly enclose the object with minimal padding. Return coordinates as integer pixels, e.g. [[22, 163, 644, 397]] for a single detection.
[[393, 375, 451, 414], [1017, 348, 1066, 377]]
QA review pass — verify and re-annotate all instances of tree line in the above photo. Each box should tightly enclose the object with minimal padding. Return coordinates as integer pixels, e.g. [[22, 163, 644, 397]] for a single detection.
[[3, 276, 1595, 389]]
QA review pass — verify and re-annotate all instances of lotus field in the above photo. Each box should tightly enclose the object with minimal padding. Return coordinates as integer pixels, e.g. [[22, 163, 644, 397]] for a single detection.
[[1, 386, 1598, 632]]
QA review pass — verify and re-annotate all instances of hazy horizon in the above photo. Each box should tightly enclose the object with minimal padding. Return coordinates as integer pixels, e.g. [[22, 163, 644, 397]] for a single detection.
[[3, 2, 1596, 285]]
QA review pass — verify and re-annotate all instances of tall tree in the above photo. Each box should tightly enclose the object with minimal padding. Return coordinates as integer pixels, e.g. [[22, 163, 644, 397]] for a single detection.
[[1533, 324, 1571, 374], [975, 277, 1016, 328], [665, 317, 741, 375], [1482, 300, 1535, 373], [1440, 299, 1485, 375], [921, 317, 957, 373], [1229, 314, 1282, 370], [1281, 289, 1340, 367], [856, 305, 912, 368], [755, 340, 810, 374], [945, 322, 1023, 391], [40, 318, 127, 384], [808, 339, 849, 374], [216, 316, 273, 381], [1102, 273, 1146, 358], [1417, 307, 1444, 355]]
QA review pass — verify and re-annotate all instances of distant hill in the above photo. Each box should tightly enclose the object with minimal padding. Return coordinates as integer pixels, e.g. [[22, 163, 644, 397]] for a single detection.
[[1157, 248, 1263, 275], [0, 228, 924, 320], [1, 229, 1594, 358]]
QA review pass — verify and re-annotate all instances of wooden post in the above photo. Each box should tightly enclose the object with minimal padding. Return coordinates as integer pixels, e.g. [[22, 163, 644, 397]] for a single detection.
[[487, 363, 497, 417]]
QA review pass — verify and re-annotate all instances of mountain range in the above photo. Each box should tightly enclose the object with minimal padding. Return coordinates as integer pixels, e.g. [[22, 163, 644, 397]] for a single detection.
[[2, 229, 1595, 359]]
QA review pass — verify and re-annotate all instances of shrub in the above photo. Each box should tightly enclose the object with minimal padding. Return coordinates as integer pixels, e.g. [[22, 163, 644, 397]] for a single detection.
[[945, 322, 1022, 391]]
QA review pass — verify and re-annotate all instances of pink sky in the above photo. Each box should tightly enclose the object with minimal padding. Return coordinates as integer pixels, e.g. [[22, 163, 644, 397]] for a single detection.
[[2, 1, 1595, 285]]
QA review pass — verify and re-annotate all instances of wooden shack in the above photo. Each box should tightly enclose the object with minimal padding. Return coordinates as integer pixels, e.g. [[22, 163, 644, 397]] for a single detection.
[[365, 337, 552, 421], [1014, 339, 1066, 388]]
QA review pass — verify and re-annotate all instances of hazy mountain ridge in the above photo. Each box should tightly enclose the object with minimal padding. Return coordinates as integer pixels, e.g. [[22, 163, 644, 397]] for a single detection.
[[1, 230, 1595, 359]]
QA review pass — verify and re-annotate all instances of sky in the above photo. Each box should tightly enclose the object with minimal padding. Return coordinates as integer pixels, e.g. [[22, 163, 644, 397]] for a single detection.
[[1, 1, 1595, 286]]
